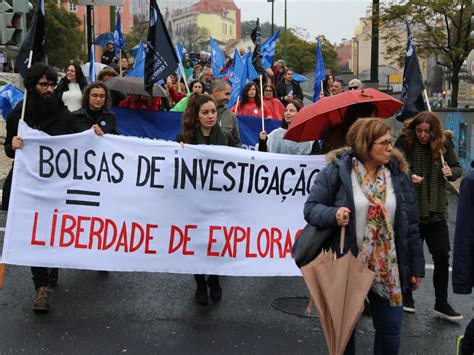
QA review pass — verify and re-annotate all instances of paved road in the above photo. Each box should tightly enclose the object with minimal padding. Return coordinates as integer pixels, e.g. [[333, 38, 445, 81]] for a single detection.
[[0, 192, 471, 354]]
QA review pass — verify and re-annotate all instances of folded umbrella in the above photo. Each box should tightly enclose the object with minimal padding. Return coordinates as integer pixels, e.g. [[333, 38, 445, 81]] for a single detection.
[[285, 88, 402, 142], [104, 77, 167, 98], [301, 227, 375, 355]]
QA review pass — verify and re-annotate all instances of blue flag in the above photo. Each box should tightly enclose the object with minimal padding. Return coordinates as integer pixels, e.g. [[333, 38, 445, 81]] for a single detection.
[[242, 52, 259, 81], [89, 44, 96, 83], [0, 84, 24, 119], [176, 41, 186, 62], [144, 0, 179, 97], [261, 30, 280, 69], [114, 10, 126, 56], [293, 72, 308, 83], [210, 36, 226, 79], [312, 40, 326, 102], [227, 48, 245, 109], [127, 41, 145, 78]]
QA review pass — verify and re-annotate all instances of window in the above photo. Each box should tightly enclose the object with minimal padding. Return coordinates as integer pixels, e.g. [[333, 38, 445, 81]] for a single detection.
[[69, 2, 77, 12]]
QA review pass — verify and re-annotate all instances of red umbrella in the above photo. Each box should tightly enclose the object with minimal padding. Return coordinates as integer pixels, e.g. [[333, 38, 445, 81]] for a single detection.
[[284, 88, 402, 142]]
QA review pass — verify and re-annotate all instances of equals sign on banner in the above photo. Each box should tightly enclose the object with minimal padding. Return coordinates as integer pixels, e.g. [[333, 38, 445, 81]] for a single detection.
[[65, 189, 100, 207]]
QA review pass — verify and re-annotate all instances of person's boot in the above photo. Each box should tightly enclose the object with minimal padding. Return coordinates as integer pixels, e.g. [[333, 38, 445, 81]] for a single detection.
[[47, 268, 59, 287], [208, 275, 222, 302], [32, 286, 50, 313], [194, 274, 208, 305]]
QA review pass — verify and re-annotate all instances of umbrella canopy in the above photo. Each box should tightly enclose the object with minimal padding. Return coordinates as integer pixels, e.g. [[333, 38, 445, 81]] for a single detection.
[[81, 62, 108, 78], [104, 77, 167, 98], [301, 228, 375, 355], [285, 88, 402, 142]]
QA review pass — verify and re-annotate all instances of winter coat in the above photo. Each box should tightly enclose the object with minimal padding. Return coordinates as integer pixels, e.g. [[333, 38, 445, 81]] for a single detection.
[[72, 107, 119, 135], [54, 77, 88, 101], [176, 124, 228, 147], [4, 100, 74, 159], [452, 171, 474, 294], [303, 147, 425, 292], [217, 105, 241, 148]]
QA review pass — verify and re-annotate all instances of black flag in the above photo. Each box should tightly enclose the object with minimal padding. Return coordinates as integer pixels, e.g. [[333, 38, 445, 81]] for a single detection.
[[15, 0, 46, 78], [250, 18, 266, 76], [144, 0, 179, 97], [396, 24, 427, 122]]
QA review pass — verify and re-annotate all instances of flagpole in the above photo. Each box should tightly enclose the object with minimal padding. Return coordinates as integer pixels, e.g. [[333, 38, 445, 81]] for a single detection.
[[20, 50, 34, 122], [234, 97, 240, 114], [119, 50, 122, 77], [259, 74, 265, 132], [178, 63, 190, 93], [422, 89, 431, 111]]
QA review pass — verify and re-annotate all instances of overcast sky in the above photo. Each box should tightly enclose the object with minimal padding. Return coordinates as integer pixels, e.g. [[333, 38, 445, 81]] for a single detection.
[[234, 0, 371, 44]]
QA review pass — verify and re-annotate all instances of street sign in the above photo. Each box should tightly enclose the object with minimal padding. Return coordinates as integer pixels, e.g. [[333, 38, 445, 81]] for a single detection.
[[77, 0, 123, 5]]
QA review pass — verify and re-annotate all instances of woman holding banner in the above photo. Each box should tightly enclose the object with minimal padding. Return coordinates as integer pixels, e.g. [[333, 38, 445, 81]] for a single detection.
[[304, 118, 424, 354], [177, 94, 228, 305], [258, 99, 312, 155], [231, 82, 271, 119], [395, 111, 463, 321]]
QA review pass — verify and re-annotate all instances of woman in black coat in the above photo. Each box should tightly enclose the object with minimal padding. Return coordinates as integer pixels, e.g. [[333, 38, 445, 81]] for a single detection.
[[72, 82, 118, 135], [54, 63, 88, 112]]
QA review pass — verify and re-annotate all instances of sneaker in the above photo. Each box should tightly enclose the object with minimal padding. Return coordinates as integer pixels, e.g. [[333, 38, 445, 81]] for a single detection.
[[403, 294, 416, 313], [32, 286, 50, 313], [456, 335, 464, 355], [434, 303, 463, 321]]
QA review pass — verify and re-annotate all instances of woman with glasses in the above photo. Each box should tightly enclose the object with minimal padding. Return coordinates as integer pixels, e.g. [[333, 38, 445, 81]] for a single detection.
[[305, 118, 424, 355], [231, 82, 271, 118], [262, 83, 285, 120], [55, 63, 88, 112], [395, 111, 462, 321], [72, 82, 118, 135]]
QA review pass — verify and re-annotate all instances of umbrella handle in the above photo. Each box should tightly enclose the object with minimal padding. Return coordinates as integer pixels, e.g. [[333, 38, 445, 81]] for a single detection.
[[339, 227, 346, 255]]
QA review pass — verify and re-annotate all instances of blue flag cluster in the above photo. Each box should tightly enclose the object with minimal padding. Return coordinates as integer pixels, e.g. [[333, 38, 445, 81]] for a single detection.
[[114, 10, 126, 57], [210, 36, 226, 79], [127, 42, 145, 78], [0, 84, 24, 119]]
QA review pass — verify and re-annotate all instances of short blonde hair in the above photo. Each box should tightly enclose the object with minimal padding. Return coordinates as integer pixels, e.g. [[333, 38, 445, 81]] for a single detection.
[[346, 118, 391, 161]]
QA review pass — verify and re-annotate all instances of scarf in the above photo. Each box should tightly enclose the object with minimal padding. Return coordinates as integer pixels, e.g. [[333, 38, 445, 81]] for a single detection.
[[194, 125, 228, 146], [353, 158, 402, 307], [411, 141, 446, 219]]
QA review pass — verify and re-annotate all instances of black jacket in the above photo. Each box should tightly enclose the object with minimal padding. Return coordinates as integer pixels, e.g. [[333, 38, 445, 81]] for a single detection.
[[4, 100, 75, 159], [304, 147, 425, 292], [453, 171, 474, 294], [72, 107, 119, 135], [276, 80, 304, 104]]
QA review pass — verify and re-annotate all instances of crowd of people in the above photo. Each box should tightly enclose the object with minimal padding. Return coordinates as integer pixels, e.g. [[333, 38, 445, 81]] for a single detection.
[[2, 40, 474, 355]]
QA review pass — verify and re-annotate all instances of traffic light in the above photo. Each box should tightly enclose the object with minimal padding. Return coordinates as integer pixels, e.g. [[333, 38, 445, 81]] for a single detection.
[[0, 0, 29, 48]]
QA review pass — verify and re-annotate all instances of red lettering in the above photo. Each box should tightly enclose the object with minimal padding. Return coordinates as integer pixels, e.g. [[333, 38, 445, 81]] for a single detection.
[[221, 226, 234, 257], [169, 225, 185, 254], [145, 224, 158, 254], [31, 212, 45, 246], [74, 216, 90, 249], [102, 219, 118, 250], [49, 209, 58, 246], [89, 217, 104, 250], [282, 229, 293, 258], [59, 214, 76, 247], [270, 228, 283, 258], [182, 225, 196, 256], [207, 226, 220, 257], [257, 229, 270, 257], [233, 226, 246, 258], [115, 222, 129, 252], [244, 227, 257, 258], [129, 222, 145, 253]]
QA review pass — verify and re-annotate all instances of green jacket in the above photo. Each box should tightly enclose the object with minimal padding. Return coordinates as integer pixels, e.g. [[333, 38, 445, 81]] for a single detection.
[[217, 105, 241, 148]]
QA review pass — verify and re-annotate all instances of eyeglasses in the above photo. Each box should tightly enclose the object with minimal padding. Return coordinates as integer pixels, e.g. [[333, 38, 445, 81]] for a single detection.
[[373, 140, 393, 149], [348, 86, 359, 90], [37, 82, 56, 89], [264, 89, 273, 92]]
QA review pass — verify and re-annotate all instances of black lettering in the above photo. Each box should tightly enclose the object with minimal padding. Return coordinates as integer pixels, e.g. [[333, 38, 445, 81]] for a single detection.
[[84, 150, 96, 180], [180, 158, 197, 189], [255, 165, 269, 194], [97, 152, 112, 183], [72, 149, 83, 180], [280, 168, 296, 195], [136, 155, 150, 187], [266, 167, 280, 195], [39, 146, 54, 178], [111, 153, 125, 183], [55, 149, 72, 178], [209, 159, 223, 192], [150, 156, 165, 188], [222, 162, 236, 191]]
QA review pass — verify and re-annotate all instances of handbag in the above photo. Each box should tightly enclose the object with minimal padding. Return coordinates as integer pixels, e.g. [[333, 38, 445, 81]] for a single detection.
[[292, 224, 337, 268]]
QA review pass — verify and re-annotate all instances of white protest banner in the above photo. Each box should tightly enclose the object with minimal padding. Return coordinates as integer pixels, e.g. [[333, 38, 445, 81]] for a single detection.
[[2, 121, 327, 276]]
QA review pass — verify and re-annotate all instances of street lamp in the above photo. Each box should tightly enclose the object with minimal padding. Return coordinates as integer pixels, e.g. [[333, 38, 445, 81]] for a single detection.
[[267, 0, 274, 36], [352, 37, 359, 79], [284, 0, 287, 61]]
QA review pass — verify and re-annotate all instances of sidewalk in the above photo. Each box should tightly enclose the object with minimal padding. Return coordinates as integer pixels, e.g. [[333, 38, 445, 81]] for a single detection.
[[0, 119, 10, 185]]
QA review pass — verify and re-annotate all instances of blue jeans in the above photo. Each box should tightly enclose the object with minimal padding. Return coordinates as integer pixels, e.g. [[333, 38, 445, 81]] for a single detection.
[[344, 291, 403, 355]]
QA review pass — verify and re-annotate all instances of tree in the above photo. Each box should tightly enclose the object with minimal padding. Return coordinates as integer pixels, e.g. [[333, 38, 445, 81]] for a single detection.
[[380, 0, 471, 108], [38, 0, 84, 69], [180, 24, 210, 53], [273, 31, 338, 75], [241, 20, 285, 38]]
